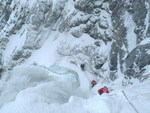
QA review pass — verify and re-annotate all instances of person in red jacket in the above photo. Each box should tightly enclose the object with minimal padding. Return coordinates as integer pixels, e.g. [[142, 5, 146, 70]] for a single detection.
[[91, 80, 97, 87], [98, 86, 109, 95]]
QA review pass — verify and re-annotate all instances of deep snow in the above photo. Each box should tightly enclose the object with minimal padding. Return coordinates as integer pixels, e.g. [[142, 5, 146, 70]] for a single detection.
[[0, 64, 150, 113], [0, 0, 150, 112]]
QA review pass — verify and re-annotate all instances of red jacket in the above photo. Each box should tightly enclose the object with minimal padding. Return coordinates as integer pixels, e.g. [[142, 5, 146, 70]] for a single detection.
[[91, 80, 97, 87], [98, 87, 109, 95]]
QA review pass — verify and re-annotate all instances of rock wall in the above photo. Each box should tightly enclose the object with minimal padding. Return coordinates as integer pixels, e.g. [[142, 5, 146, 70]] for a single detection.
[[0, 0, 150, 83]]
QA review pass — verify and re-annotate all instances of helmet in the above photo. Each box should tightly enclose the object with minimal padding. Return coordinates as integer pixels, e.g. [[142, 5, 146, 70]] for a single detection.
[[104, 86, 108, 89]]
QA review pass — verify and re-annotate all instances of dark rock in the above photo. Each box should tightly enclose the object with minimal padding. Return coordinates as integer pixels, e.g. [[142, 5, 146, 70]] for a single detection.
[[109, 0, 118, 11], [124, 68, 135, 78], [70, 15, 91, 28], [82, 21, 94, 33], [59, 19, 70, 33], [94, 8, 101, 14], [45, 1, 65, 27], [146, 25, 150, 37], [0, 65, 3, 73], [12, 50, 24, 61], [134, 27, 143, 34], [74, 0, 94, 13], [6, 0, 13, 5], [131, 0, 147, 43], [80, 64, 85, 71], [38, 1, 53, 14], [104, 30, 112, 41], [0, 38, 9, 50], [109, 41, 119, 71], [103, 0, 111, 2], [23, 50, 32, 59], [127, 7, 134, 14], [88, 24, 100, 39], [124, 47, 139, 69], [124, 43, 150, 79], [95, 63, 103, 69], [94, 41, 101, 46], [31, 10, 45, 26], [110, 70, 117, 81], [71, 30, 83, 38], [132, 0, 147, 26], [98, 20, 108, 29]]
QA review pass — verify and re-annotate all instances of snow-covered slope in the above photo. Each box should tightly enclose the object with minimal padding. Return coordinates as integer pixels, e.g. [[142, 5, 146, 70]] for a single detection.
[[0, 0, 150, 82], [0, 0, 150, 113], [0, 65, 150, 113]]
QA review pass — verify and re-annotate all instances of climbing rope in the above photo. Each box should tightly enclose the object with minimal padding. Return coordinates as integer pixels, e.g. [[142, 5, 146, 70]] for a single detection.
[[122, 91, 139, 113]]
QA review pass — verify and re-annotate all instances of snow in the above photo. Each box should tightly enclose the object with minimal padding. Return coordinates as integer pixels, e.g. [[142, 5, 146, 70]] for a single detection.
[[25, 31, 60, 66], [0, 63, 150, 113], [124, 83, 150, 113], [98, 41, 111, 57], [0, 1, 150, 113], [144, 1, 150, 37], [2, 26, 27, 66], [139, 37, 150, 45], [63, 0, 75, 17], [124, 11, 137, 52]]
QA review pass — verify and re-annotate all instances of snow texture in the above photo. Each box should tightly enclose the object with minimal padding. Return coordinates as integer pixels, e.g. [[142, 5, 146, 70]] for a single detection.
[[0, 65, 150, 113], [0, 0, 150, 113]]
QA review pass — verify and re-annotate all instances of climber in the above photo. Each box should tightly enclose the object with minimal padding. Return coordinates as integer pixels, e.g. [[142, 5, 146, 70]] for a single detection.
[[98, 86, 109, 95], [91, 80, 97, 87]]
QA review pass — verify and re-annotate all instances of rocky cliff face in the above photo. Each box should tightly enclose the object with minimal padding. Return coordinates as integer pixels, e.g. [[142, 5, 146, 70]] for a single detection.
[[0, 0, 150, 85]]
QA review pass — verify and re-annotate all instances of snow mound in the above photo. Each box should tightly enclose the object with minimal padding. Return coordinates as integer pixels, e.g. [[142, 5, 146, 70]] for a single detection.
[[0, 64, 85, 110], [0, 65, 51, 108]]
